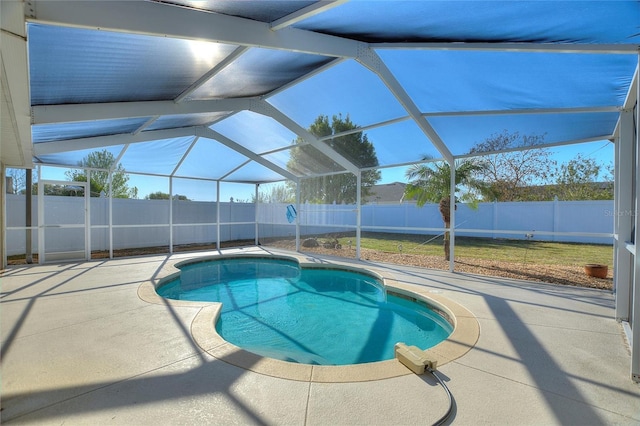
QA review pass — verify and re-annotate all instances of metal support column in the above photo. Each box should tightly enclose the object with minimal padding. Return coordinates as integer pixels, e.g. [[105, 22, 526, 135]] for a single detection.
[[25, 168, 33, 263], [356, 171, 362, 261], [255, 184, 259, 245], [85, 170, 91, 260], [1, 163, 6, 269], [108, 172, 113, 259], [615, 110, 633, 322], [37, 167, 44, 264], [448, 161, 456, 273], [216, 181, 221, 250], [632, 60, 640, 382], [169, 176, 173, 254], [295, 182, 300, 252]]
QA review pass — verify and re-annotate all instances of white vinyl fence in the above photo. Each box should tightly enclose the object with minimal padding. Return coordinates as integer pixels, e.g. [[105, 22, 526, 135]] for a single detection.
[[5, 195, 614, 256]]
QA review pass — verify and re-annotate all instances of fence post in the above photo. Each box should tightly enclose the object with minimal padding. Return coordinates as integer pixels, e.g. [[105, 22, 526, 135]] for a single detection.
[[332, 200, 336, 229], [553, 196, 559, 242], [405, 200, 409, 230], [492, 200, 498, 239], [371, 199, 375, 230]]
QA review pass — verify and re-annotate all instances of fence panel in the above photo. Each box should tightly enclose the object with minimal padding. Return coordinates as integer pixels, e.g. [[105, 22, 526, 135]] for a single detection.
[[5, 195, 614, 256]]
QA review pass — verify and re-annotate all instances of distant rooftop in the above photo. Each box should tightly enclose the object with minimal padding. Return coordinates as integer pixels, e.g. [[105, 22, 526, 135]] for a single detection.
[[365, 182, 408, 204]]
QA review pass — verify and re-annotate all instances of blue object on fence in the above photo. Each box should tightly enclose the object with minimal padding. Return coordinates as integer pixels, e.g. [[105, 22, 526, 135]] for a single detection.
[[286, 204, 297, 223]]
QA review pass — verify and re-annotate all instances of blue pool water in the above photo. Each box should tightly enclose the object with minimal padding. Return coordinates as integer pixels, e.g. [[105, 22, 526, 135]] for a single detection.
[[158, 257, 453, 365]]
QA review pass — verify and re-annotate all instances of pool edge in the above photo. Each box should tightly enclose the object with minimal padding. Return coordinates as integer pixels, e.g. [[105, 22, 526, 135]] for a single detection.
[[138, 251, 480, 383]]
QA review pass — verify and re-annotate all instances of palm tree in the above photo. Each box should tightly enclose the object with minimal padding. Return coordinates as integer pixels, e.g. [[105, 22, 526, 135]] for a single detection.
[[404, 158, 487, 260]]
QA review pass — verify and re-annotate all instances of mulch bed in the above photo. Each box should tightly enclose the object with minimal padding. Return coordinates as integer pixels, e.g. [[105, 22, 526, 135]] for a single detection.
[[265, 240, 613, 291]]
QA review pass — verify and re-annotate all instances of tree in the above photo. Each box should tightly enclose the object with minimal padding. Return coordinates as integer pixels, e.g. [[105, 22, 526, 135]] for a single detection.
[[145, 191, 190, 201], [5, 168, 41, 195], [252, 183, 295, 204], [65, 150, 138, 198], [42, 184, 84, 196], [554, 154, 613, 200], [469, 131, 556, 201], [6, 168, 27, 194], [404, 158, 487, 260], [287, 114, 381, 204]]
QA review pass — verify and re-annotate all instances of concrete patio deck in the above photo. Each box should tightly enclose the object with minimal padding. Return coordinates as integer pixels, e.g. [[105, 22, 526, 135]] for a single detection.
[[2, 247, 639, 425]]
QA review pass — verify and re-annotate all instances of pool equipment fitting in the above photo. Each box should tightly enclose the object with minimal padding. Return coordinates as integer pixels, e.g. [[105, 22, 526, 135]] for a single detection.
[[395, 343, 454, 426], [394, 342, 436, 374], [523, 230, 535, 263]]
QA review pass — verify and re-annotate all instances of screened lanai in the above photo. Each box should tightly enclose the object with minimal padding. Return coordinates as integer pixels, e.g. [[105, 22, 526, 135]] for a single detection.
[[1, 0, 639, 382]]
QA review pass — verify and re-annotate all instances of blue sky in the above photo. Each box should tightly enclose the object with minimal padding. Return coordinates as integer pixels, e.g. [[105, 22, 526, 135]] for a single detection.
[[34, 138, 613, 203], [380, 139, 614, 188]]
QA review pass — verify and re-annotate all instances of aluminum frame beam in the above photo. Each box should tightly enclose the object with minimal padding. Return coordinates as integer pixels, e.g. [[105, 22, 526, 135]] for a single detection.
[[249, 100, 360, 175], [30, 1, 636, 60], [174, 46, 250, 104], [197, 127, 299, 182], [615, 110, 634, 324], [29, 0, 363, 58], [632, 56, 640, 383], [32, 98, 255, 125], [32, 127, 198, 155], [33, 124, 299, 182], [423, 106, 620, 117], [356, 47, 454, 164], [270, 0, 349, 31], [454, 136, 614, 160], [372, 42, 639, 54], [33, 101, 621, 126], [1, 1, 33, 168], [614, 65, 639, 138], [32, 98, 358, 179]]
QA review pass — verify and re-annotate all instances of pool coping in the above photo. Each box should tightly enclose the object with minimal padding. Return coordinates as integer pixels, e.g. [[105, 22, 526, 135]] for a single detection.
[[138, 252, 480, 383]]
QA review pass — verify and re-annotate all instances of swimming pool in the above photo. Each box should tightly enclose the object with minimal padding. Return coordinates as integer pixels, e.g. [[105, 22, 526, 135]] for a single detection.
[[157, 256, 453, 365]]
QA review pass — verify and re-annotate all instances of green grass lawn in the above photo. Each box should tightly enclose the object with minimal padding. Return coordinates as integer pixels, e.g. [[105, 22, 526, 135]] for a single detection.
[[9, 232, 613, 269], [349, 232, 613, 267]]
